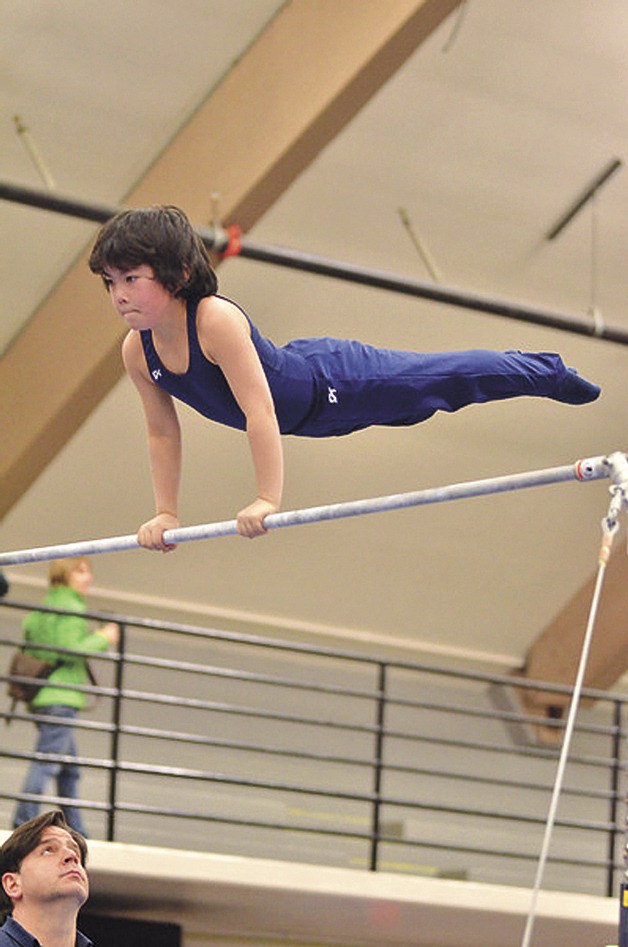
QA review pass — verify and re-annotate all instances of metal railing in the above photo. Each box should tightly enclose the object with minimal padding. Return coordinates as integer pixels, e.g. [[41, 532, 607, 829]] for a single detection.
[[0, 597, 625, 897]]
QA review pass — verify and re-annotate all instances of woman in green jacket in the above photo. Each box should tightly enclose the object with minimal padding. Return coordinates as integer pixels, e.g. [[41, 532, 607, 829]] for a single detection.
[[13, 557, 119, 835]]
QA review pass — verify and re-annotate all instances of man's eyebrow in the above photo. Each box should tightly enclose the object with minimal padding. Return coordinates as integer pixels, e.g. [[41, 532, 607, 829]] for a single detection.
[[38, 836, 58, 847], [38, 834, 82, 853]]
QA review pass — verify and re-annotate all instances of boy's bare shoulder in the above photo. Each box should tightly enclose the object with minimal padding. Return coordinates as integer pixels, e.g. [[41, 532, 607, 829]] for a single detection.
[[122, 328, 139, 358], [197, 294, 239, 318], [197, 295, 249, 333], [121, 330, 146, 375]]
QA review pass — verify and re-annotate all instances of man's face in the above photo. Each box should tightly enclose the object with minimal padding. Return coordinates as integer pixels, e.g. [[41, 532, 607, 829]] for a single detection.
[[2, 826, 89, 910]]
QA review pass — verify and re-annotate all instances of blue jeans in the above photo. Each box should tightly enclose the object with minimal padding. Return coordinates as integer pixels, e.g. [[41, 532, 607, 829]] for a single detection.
[[13, 705, 87, 836]]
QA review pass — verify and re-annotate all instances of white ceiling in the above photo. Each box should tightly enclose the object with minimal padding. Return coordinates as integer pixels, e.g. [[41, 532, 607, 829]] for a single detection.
[[1, 1, 627, 671]]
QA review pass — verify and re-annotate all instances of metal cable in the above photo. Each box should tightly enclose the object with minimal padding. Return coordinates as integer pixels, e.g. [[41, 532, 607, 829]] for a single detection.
[[521, 485, 624, 947]]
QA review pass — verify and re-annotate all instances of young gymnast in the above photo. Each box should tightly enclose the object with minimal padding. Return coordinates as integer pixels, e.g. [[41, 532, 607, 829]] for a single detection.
[[88, 205, 600, 547]]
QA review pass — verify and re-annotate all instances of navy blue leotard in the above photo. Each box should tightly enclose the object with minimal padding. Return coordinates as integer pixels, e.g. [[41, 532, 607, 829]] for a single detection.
[[139, 295, 600, 437]]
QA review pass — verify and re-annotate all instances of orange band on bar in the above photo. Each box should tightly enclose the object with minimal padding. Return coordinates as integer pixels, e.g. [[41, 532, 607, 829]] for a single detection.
[[221, 224, 243, 259]]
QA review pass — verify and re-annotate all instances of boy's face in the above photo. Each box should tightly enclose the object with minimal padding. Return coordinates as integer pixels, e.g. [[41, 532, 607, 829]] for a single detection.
[[1, 826, 89, 910], [102, 264, 179, 330]]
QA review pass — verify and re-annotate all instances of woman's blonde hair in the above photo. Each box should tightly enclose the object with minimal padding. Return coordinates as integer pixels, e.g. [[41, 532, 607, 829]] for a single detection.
[[48, 557, 90, 587]]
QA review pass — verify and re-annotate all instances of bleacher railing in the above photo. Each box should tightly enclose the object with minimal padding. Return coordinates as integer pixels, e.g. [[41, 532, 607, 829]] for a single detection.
[[0, 598, 624, 898]]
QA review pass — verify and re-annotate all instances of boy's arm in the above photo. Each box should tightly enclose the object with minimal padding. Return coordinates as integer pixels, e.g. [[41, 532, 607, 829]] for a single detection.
[[198, 297, 284, 538], [122, 332, 182, 551], [236, 407, 284, 537]]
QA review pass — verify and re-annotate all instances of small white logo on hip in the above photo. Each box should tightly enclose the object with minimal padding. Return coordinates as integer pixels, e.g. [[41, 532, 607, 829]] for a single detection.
[[152, 369, 162, 381], [327, 386, 338, 404]]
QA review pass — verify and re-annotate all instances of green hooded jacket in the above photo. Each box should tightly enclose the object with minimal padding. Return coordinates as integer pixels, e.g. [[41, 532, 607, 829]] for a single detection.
[[23, 585, 109, 709]]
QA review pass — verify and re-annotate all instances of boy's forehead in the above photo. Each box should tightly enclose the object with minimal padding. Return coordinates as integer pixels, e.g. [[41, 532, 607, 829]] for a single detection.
[[102, 264, 152, 276], [101, 264, 127, 275]]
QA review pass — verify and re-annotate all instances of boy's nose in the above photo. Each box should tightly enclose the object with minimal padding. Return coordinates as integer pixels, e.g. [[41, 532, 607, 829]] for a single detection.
[[113, 286, 128, 305]]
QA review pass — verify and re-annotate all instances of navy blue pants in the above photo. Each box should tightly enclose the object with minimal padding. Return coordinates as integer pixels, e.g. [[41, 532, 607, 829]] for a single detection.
[[286, 343, 599, 437]]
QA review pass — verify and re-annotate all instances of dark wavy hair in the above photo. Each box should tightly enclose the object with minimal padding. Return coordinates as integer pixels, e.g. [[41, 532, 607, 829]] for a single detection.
[[88, 204, 218, 300], [0, 810, 87, 916]]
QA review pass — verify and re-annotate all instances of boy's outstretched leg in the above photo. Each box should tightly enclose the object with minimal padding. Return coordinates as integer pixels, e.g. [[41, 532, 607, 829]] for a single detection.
[[429, 349, 601, 412], [388, 348, 602, 421], [550, 360, 601, 404], [287, 343, 601, 436]]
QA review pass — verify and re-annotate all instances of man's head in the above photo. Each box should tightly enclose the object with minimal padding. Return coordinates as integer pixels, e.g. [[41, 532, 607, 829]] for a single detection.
[[0, 811, 88, 916]]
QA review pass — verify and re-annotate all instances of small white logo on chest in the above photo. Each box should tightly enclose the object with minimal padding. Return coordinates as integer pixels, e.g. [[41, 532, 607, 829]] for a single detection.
[[327, 386, 338, 404]]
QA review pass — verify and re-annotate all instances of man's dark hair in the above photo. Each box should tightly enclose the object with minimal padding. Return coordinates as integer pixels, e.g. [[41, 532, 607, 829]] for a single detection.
[[88, 204, 218, 300], [0, 810, 87, 916]]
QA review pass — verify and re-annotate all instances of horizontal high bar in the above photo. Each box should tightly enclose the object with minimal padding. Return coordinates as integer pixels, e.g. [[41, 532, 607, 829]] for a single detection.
[[0, 455, 616, 567], [3, 179, 628, 346]]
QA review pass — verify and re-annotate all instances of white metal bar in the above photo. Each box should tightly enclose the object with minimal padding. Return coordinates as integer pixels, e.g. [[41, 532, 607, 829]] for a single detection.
[[0, 455, 615, 567]]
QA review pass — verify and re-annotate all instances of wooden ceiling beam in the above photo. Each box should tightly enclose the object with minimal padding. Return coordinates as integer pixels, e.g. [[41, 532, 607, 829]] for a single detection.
[[523, 546, 628, 709]]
